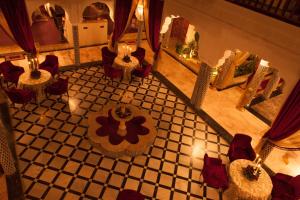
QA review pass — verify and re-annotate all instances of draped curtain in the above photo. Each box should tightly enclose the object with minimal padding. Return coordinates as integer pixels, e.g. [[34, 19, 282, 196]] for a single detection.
[[0, 0, 36, 54], [263, 80, 300, 141], [144, 0, 164, 57], [0, 10, 15, 43], [110, 0, 138, 52]]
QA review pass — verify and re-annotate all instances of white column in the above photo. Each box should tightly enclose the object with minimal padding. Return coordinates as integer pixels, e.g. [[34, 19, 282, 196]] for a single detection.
[[191, 62, 212, 109], [237, 60, 270, 109], [263, 69, 280, 99], [136, 20, 144, 48], [72, 25, 80, 66]]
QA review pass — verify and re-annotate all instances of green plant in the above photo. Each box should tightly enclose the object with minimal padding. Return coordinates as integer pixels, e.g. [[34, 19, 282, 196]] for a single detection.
[[234, 54, 257, 77], [175, 43, 183, 54]]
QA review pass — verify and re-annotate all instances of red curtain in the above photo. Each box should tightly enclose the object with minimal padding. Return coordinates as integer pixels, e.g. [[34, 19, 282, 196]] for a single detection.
[[111, 0, 134, 50], [0, 0, 36, 54], [145, 0, 164, 55], [264, 80, 300, 141]]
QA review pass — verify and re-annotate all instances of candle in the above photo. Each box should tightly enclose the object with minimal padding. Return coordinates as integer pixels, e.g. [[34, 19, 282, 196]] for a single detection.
[[254, 154, 258, 163], [258, 158, 262, 165], [255, 164, 261, 174]]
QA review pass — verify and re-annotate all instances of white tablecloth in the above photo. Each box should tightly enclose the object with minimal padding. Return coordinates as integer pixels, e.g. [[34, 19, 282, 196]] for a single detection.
[[113, 56, 139, 81], [18, 69, 52, 103], [224, 159, 273, 200]]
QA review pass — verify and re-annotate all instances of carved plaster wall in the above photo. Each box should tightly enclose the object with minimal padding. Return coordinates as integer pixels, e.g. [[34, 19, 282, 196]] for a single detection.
[[26, 0, 114, 24]]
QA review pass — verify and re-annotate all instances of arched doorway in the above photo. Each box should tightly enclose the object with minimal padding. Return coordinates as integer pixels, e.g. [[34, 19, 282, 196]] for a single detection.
[[31, 3, 71, 45], [82, 2, 113, 35]]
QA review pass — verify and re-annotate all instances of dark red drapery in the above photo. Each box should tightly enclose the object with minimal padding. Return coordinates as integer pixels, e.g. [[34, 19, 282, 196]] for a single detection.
[[111, 0, 134, 49], [264, 80, 300, 141], [147, 0, 164, 55], [0, 0, 36, 54]]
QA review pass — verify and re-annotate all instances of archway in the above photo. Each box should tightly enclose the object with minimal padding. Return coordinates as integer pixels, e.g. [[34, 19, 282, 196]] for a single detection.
[[30, 3, 71, 45], [82, 2, 114, 35], [161, 16, 200, 61]]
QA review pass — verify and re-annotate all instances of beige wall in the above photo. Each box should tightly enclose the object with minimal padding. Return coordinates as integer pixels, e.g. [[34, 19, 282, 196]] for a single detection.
[[163, 0, 300, 102], [78, 20, 108, 46]]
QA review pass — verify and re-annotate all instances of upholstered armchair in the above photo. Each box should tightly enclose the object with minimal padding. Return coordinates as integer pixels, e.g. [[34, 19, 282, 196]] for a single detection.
[[201, 154, 229, 191], [271, 173, 300, 200], [45, 77, 68, 98], [103, 64, 123, 83], [5, 87, 35, 107], [117, 189, 145, 200], [101, 47, 117, 66], [0, 61, 25, 87], [39, 55, 59, 77], [131, 47, 146, 64], [227, 134, 256, 162], [132, 63, 152, 83]]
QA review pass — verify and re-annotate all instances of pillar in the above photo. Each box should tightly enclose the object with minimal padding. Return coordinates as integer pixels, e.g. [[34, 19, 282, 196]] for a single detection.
[[263, 69, 280, 99], [237, 62, 270, 109], [0, 89, 23, 200], [191, 62, 212, 109], [213, 50, 235, 88], [136, 20, 144, 48], [72, 25, 80, 66]]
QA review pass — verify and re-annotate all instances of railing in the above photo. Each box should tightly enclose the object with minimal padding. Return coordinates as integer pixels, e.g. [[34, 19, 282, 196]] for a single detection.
[[226, 0, 300, 27]]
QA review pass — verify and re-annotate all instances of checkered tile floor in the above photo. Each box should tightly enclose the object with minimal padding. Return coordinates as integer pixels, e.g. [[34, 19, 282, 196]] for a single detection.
[[11, 66, 230, 200]]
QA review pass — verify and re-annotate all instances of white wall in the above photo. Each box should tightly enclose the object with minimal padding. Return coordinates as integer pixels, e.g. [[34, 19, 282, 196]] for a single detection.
[[78, 20, 107, 46], [163, 0, 300, 101]]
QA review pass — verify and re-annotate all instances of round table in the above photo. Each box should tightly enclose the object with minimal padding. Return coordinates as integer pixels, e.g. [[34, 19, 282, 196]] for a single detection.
[[113, 56, 139, 81], [224, 159, 273, 200], [88, 103, 157, 157], [18, 70, 52, 103]]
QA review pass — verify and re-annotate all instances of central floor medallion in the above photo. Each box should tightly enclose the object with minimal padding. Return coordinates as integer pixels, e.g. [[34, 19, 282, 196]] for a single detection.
[[88, 103, 157, 157]]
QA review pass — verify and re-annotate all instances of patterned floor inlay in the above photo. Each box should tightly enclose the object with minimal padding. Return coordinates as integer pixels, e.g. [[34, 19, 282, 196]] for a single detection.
[[11, 66, 229, 200]]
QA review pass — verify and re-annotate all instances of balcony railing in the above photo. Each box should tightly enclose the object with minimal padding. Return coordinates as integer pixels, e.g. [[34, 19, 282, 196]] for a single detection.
[[226, 0, 300, 27]]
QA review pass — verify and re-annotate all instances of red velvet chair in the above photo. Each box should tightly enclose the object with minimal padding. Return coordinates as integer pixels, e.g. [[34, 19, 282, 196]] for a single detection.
[[132, 63, 152, 84], [103, 64, 123, 83], [45, 77, 68, 98], [227, 134, 256, 162], [101, 46, 117, 66], [201, 154, 229, 191], [131, 47, 145, 64], [4, 87, 36, 107], [39, 55, 59, 77], [0, 61, 25, 87], [271, 173, 300, 200], [117, 189, 145, 200]]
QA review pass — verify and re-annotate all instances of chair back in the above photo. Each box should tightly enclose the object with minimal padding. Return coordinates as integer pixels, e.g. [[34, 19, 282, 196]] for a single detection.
[[232, 134, 254, 148], [142, 64, 152, 77], [204, 153, 222, 168], [0, 61, 11, 74], [46, 77, 68, 95], [102, 47, 117, 65], [5, 87, 35, 104], [117, 189, 144, 200], [203, 153, 229, 190], [228, 133, 256, 162], [44, 55, 58, 66], [271, 173, 295, 200], [290, 175, 300, 198], [131, 47, 146, 64]]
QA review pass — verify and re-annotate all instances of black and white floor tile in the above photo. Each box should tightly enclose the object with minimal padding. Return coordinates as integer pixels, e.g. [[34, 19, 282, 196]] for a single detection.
[[11, 66, 229, 200]]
